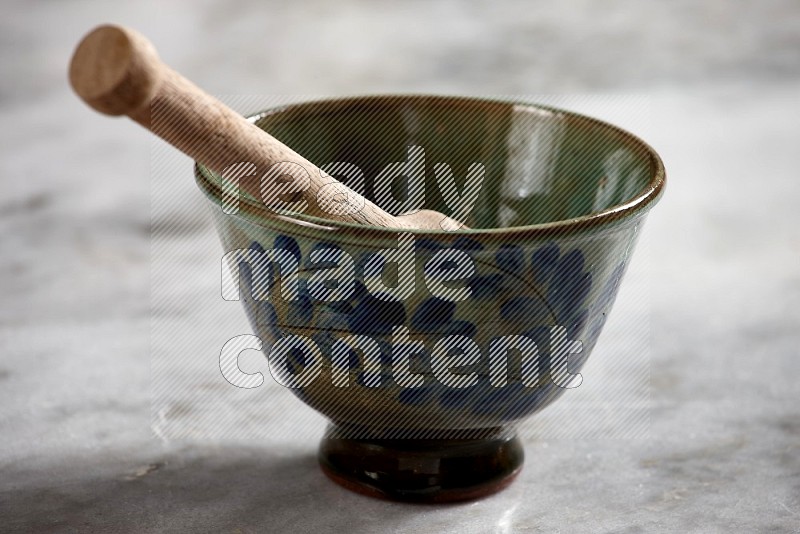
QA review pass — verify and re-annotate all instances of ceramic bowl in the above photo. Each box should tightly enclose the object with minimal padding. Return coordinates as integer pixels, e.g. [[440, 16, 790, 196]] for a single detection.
[[195, 95, 665, 502]]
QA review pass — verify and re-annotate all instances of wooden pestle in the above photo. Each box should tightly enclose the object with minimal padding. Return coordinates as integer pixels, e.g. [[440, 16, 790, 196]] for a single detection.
[[69, 24, 464, 231]]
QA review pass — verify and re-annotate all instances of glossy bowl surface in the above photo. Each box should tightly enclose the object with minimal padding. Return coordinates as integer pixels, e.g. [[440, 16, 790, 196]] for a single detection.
[[195, 95, 665, 437]]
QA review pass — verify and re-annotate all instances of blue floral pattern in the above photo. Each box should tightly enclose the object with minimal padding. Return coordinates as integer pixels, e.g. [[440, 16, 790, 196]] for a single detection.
[[236, 233, 627, 423]]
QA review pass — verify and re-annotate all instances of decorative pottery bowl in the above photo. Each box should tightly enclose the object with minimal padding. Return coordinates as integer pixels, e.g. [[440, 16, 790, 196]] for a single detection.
[[195, 96, 665, 502]]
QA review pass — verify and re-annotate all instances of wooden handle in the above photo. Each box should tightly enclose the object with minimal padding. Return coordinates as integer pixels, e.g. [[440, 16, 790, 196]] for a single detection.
[[69, 24, 408, 228]]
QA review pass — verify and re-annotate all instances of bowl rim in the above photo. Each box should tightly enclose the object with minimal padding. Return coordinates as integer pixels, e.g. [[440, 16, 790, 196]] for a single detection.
[[194, 94, 665, 237]]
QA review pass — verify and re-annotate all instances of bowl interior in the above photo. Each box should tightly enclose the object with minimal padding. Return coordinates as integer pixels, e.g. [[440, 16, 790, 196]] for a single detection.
[[249, 96, 657, 229]]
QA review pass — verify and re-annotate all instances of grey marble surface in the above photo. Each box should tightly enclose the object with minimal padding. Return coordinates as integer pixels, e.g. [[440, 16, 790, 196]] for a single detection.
[[1, 1, 799, 532]]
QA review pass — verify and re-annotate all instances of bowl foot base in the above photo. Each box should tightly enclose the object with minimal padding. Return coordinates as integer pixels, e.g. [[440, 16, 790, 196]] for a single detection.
[[318, 425, 524, 503]]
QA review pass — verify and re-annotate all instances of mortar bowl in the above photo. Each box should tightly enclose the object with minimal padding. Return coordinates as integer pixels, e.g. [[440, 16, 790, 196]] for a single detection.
[[195, 95, 665, 502]]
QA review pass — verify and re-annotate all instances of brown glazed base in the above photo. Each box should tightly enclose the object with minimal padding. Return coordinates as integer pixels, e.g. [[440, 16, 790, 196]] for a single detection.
[[318, 425, 524, 503]]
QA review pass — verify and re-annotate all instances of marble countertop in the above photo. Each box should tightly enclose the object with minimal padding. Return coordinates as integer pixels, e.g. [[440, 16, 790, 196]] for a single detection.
[[1, 1, 798, 532]]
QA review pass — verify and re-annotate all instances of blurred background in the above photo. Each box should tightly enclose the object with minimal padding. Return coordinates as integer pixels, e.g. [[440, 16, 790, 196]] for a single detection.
[[1, 1, 798, 532]]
